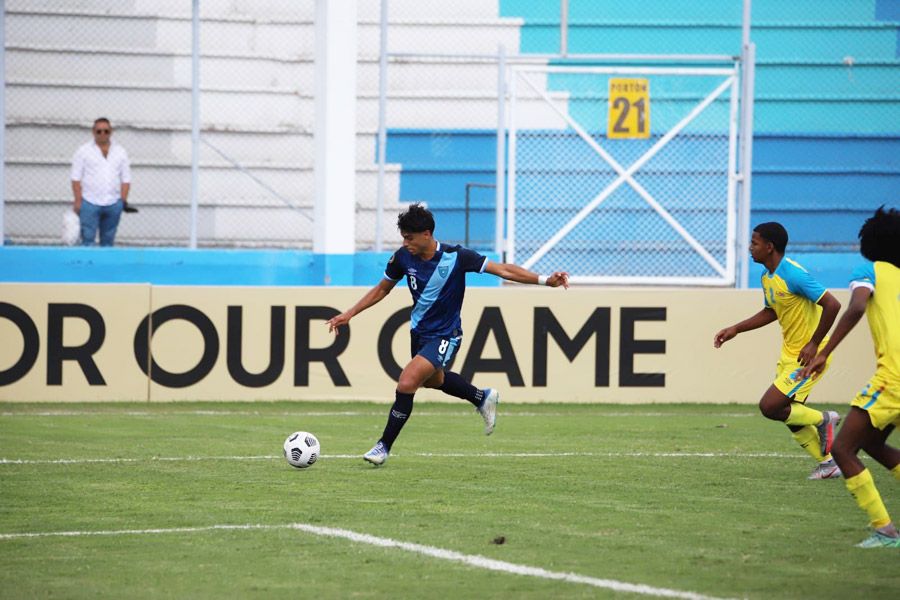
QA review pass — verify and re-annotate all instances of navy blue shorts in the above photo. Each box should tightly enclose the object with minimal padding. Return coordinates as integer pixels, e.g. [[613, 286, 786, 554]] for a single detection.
[[411, 332, 462, 369]]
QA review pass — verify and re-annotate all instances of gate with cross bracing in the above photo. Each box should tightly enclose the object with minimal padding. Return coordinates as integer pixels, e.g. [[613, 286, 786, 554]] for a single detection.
[[504, 64, 743, 286]]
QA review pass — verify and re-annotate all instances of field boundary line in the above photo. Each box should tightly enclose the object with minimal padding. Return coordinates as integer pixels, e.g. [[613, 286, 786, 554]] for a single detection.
[[0, 522, 735, 600], [0, 451, 802, 465]]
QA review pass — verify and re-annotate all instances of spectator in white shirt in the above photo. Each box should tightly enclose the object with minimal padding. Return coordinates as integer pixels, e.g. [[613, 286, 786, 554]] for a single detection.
[[70, 118, 132, 246]]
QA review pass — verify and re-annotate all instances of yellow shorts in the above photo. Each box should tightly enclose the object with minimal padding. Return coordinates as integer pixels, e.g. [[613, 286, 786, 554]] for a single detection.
[[851, 374, 900, 431], [773, 349, 832, 403]]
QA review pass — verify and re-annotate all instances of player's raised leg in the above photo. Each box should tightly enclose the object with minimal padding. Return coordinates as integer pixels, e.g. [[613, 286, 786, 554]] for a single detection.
[[478, 388, 499, 435], [761, 386, 842, 478], [833, 407, 899, 547], [364, 355, 436, 466], [431, 371, 498, 435]]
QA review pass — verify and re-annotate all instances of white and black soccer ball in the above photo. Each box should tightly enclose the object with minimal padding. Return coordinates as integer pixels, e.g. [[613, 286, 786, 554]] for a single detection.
[[283, 431, 320, 469]]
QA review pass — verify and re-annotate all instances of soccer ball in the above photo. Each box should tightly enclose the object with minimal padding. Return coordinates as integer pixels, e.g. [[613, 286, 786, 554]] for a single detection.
[[283, 431, 320, 469]]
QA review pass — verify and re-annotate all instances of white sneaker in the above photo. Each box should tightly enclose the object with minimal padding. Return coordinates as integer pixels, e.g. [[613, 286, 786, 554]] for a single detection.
[[816, 410, 841, 456], [477, 389, 499, 435], [363, 441, 389, 466], [808, 458, 842, 480]]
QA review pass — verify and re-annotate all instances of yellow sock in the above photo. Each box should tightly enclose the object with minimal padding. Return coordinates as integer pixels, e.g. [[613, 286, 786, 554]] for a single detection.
[[791, 425, 825, 462], [845, 469, 892, 529], [892, 464, 900, 482], [784, 403, 822, 427]]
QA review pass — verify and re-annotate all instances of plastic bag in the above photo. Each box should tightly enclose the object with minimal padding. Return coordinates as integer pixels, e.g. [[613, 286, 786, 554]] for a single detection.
[[62, 209, 80, 246]]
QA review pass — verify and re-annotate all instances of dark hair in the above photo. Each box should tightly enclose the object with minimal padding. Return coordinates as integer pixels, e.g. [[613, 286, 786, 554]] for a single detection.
[[93, 117, 111, 128], [753, 222, 788, 254], [397, 202, 435, 234], [859, 206, 900, 267]]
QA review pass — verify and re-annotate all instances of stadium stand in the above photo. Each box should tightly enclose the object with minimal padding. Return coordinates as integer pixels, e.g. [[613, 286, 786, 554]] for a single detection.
[[386, 0, 899, 278], [2, 0, 898, 287], [4, 0, 404, 248]]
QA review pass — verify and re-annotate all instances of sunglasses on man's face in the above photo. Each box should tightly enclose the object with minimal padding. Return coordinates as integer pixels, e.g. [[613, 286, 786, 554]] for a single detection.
[[94, 129, 110, 134]]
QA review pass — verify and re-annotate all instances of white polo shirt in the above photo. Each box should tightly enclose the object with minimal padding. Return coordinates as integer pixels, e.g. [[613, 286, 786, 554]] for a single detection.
[[70, 141, 132, 207]]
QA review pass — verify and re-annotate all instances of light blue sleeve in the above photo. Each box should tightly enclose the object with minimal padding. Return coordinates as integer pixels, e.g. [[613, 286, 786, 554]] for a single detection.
[[783, 262, 826, 302], [849, 262, 875, 288]]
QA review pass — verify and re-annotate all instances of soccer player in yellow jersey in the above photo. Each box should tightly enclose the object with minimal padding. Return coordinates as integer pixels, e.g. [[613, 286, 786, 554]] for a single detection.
[[801, 207, 900, 548], [714, 222, 842, 479]]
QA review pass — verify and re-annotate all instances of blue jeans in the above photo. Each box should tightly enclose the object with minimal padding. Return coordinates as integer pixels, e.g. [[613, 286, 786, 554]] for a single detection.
[[80, 198, 123, 246]]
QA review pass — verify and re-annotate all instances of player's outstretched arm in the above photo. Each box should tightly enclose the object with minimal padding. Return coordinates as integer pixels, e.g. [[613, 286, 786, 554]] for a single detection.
[[713, 307, 777, 348], [797, 291, 842, 366], [326, 278, 397, 334], [800, 286, 870, 379], [484, 262, 569, 289]]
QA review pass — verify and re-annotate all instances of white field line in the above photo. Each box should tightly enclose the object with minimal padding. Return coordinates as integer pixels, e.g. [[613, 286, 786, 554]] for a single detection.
[[0, 451, 802, 465], [0, 410, 758, 418], [0, 522, 735, 600]]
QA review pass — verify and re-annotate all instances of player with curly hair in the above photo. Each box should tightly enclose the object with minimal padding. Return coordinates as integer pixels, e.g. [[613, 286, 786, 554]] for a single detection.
[[801, 206, 900, 548]]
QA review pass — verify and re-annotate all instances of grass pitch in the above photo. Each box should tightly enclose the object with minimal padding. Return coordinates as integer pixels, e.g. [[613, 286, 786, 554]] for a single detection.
[[1, 401, 898, 599]]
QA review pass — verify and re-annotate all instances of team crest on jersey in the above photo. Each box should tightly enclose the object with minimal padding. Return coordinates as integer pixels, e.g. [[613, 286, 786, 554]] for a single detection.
[[438, 266, 449, 278]]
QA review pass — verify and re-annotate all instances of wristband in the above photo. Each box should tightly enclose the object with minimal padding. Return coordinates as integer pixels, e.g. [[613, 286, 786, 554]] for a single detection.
[[537, 275, 548, 286]]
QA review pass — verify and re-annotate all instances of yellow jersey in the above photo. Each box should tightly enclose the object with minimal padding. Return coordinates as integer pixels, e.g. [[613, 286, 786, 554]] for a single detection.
[[761, 257, 827, 356], [850, 261, 900, 383]]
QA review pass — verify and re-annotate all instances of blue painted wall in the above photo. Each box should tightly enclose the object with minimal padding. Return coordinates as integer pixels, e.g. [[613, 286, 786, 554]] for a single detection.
[[0, 247, 501, 287], [382, 1, 899, 282], [0, 245, 864, 289]]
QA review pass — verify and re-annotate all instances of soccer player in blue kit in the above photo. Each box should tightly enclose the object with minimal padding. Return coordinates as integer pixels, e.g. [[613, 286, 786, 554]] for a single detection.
[[326, 203, 570, 466]]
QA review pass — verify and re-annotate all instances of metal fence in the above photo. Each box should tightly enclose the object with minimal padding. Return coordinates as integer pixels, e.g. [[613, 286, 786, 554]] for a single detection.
[[506, 64, 741, 285], [3, 0, 766, 283], [4, 0, 315, 248], [375, 0, 755, 284]]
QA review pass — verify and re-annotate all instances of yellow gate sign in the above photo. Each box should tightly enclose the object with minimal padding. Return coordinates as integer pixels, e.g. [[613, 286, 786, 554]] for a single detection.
[[607, 78, 650, 139]]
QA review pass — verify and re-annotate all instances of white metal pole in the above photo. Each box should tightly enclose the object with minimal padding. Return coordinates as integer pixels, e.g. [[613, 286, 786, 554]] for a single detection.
[[742, 0, 752, 48], [726, 65, 741, 285], [189, 0, 200, 248], [375, 0, 388, 252], [737, 0, 755, 288], [560, 0, 569, 57], [494, 45, 506, 256], [0, 0, 5, 246], [313, 0, 357, 262], [738, 42, 756, 289], [506, 70, 517, 264]]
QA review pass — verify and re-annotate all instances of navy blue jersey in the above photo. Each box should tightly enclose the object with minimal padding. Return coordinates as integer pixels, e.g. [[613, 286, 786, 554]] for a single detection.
[[384, 242, 488, 337]]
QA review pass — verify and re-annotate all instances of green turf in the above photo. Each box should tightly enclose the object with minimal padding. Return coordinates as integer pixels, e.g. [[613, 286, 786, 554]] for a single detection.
[[1, 402, 898, 599]]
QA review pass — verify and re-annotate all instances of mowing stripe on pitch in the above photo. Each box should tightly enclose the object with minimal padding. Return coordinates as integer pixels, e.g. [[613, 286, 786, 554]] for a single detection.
[[0, 522, 733, 600], [0, 451, 802, 465], [0, 409, 757, 418]]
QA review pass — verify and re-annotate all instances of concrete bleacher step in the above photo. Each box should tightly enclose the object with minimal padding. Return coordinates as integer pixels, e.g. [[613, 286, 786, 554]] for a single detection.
[[12, 0, 507, 22], [6, 11, 308, 56], [7, 82, 570, 130], [6, 161, 401, 205], [7, 47, 546, 94], [8, 0, 309, 19], [503, 0, 884, 22], [5, 200, 406, 248], [5, 46, 308, 90], [520, 23, 898, 61], [7, 8, 524, 57], [14, 0, 522, 20], [5, 124, 387, 167]]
